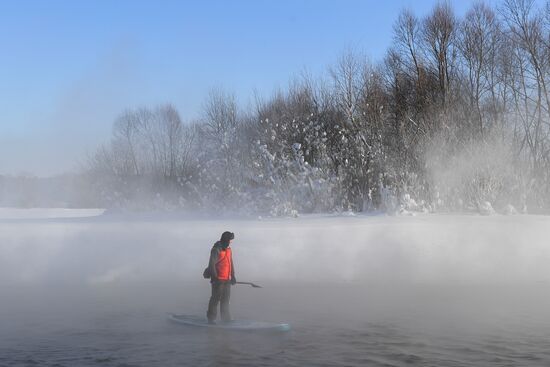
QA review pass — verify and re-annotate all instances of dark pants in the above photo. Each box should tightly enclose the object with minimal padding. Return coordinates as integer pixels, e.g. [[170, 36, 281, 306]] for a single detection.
[[207, 281, 231, 322]]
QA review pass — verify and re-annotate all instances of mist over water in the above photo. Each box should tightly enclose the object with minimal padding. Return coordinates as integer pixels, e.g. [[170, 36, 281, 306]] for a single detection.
[[1, 212, 550, 366], [1, 213, 550, 286]]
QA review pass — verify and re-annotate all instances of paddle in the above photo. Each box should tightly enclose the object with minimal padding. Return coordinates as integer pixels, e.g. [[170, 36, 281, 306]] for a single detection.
[[236, 281, 262, 288]]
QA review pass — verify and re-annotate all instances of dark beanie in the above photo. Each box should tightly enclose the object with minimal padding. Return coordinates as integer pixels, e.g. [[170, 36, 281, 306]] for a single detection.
[[220, 231, 235, 246]]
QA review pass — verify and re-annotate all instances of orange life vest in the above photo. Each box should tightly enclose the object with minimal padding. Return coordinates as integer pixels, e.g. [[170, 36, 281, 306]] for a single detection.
[[215, 247, 232, 281]]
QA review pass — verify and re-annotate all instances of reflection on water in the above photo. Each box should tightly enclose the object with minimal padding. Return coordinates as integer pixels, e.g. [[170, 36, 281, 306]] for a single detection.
[[1, 282, 550, 367]]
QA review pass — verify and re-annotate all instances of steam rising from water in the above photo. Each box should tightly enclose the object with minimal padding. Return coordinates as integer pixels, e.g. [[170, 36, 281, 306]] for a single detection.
[[2, 211, 550, 366], [1, 213, 549, 287]]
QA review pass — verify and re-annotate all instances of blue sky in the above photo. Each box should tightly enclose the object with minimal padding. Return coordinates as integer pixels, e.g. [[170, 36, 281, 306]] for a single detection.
[[0, 0, 494, 176]]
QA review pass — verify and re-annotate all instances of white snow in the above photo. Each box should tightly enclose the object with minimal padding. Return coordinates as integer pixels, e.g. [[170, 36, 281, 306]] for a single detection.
[[0, 208, 105, 220], [478, 201, 496, 215], [504, 204, 518, 215]]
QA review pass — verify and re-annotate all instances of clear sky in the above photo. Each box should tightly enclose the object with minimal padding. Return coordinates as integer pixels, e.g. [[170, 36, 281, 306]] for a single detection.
[[0, 0, 493, 176]]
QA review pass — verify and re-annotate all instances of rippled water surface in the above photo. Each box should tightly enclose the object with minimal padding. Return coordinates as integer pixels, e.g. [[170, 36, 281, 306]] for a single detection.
[[2, 283, 550, 367], [1, 213, 550, 366]]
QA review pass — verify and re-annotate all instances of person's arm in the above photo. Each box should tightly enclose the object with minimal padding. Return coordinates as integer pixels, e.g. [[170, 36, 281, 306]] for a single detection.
[[209, 247, 219, 280]]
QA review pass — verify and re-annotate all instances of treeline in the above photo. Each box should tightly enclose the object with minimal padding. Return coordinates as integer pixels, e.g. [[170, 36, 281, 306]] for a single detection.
[[86, 0, 550, 215]]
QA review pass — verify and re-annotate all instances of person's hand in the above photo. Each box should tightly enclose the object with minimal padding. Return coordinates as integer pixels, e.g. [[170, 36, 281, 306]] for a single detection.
[[231, 277, 237, 285]]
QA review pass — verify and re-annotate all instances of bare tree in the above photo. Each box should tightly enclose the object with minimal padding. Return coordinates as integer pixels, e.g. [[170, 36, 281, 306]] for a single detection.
[[394, 9, 423, 82], [459, 2, 500, 138], [502, 0, 550, 171], [422, 1, 458, 108], [151, 104, 182, 178], [330, 50, 365, 125], [112, 110, 142, 175]]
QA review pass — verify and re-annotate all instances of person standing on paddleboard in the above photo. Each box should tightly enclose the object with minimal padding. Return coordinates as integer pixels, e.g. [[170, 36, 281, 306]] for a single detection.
[[205, 231, 236, 324]]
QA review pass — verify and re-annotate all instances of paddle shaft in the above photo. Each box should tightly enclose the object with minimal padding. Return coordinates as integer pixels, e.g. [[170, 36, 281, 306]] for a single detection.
[[236, 281, 262, 288]]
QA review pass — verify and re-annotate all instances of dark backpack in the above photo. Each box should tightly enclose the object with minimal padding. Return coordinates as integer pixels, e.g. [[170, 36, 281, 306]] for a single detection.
[[203, 266, 211, 279], [203, 242, 220, 279]]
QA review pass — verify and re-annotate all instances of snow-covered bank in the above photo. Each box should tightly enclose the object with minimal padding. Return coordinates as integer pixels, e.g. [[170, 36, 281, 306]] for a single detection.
[[0, 212, 549, 286], [0, 207, 105, 220]]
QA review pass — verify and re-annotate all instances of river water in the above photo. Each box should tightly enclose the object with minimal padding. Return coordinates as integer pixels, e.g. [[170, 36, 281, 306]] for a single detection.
[[1, 213, 550, 366], [2, 281, 550, 367]]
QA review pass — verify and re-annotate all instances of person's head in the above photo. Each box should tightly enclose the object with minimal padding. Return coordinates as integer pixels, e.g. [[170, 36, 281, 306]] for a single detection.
[[220, 231, 235, 248]]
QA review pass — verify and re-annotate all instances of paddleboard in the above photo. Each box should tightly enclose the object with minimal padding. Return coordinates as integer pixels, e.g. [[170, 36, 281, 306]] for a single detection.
[[168, 314, 290, 332]]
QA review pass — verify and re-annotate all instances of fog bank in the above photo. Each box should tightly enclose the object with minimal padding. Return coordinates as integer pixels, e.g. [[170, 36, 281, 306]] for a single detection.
[[1, 214, 549, 287]]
